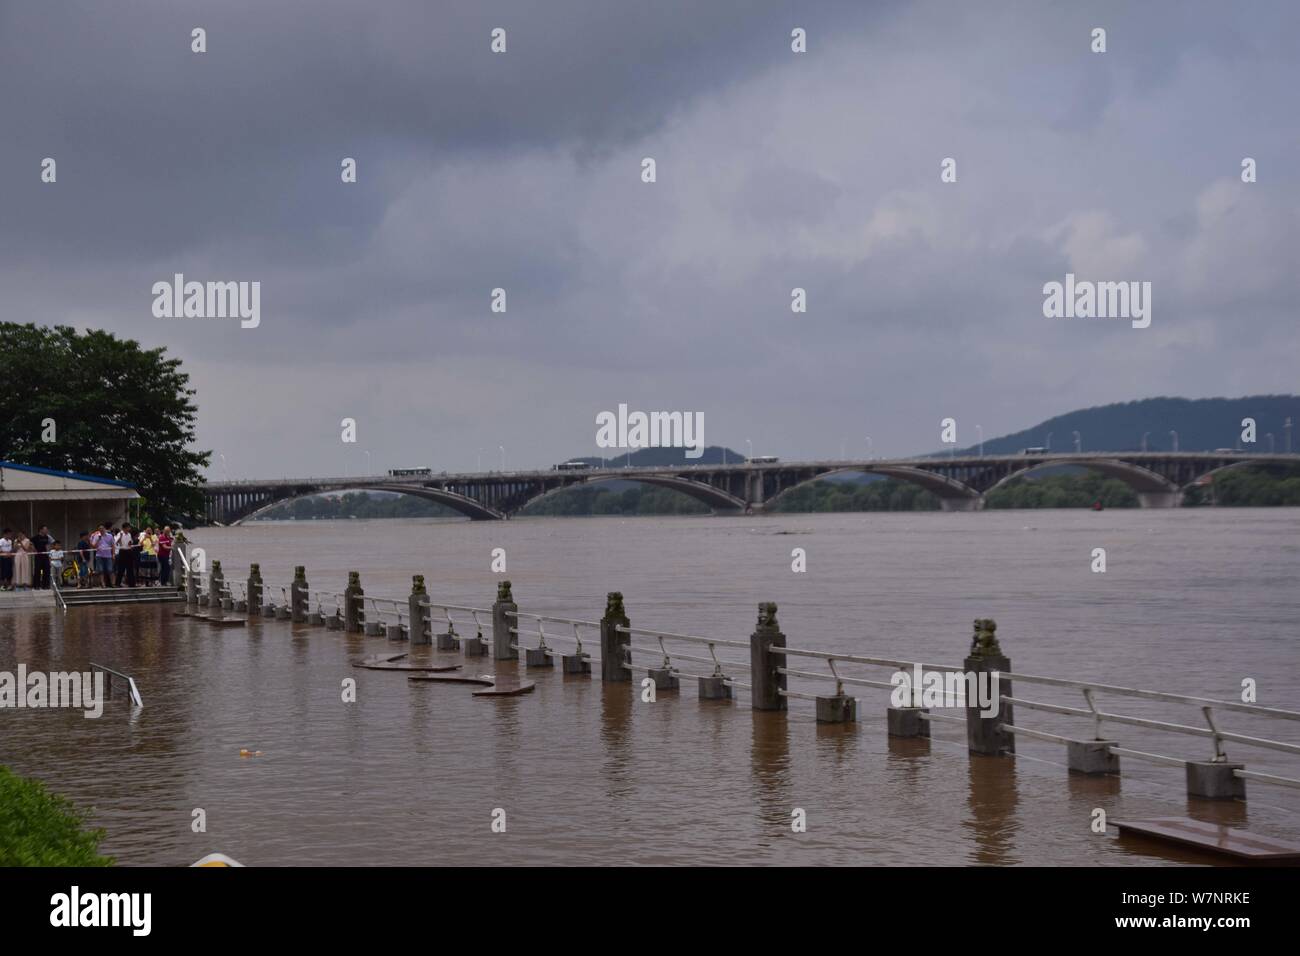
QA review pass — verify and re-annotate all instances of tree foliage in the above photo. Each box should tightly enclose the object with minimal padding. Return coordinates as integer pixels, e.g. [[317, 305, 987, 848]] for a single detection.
[[0, 766, 113, 866], [0, 323, 209, 517]]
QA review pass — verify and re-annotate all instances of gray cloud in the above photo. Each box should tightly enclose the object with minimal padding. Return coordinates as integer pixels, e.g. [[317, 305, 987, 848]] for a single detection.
[[1, 0, 1296, 475]]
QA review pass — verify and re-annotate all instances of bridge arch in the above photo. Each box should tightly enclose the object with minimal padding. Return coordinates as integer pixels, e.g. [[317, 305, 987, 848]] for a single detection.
[[763, 466, 983, 512], [513, 474, 748, 515], [983, 457, 1181, 507], [230, 484, 502, 524]]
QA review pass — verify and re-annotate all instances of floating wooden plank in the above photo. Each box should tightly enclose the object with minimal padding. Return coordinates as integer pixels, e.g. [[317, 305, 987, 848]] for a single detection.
[[407, 672, 535, 696], [1114, 817, 1300, 861], [353, 659, 462, 672]]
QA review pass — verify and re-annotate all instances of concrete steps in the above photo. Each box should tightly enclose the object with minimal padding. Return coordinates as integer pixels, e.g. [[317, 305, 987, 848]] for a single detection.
[[58, 587, 184, 607]]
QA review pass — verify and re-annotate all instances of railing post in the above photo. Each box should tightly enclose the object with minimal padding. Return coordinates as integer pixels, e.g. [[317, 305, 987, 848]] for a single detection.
[[964, 618, 1014, 755], [749, 602, 786, 711], [247, 564, 263, 616], [492, 580, 518, 661], [599, 591, 630, 683], [291, 566, 309, 623], [407, 575, 429, 645], [344, 571, 364, 633]]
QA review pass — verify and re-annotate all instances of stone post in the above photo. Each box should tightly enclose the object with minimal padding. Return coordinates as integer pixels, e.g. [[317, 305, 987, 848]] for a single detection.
[[207, 561, 225, 621], [599, 591, 630, 683], [964, 618, 1014, 756], [344, 571, 364, 634], [749, 602, 786, 711], [291, 566, 309, 623], [492, 580, 518, 661], [407, 575, 430, 645], [247, 564, 264, 616], [184, 546, 199, 606]]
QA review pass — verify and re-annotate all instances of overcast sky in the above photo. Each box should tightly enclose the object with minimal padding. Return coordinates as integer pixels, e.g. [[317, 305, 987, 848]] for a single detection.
[[2, 0, 1296, 478]]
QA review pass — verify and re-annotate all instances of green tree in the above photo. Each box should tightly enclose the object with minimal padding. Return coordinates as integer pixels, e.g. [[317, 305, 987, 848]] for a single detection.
[[0, 767, 113, 866], [0, 323, 209, 517]]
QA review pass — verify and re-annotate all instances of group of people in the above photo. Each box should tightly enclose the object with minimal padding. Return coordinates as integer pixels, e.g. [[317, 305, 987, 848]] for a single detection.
[[0, 523, 177, 591]]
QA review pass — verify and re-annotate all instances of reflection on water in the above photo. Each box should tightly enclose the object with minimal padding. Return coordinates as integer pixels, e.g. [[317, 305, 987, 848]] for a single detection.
[[1, 509, 1297, 865]]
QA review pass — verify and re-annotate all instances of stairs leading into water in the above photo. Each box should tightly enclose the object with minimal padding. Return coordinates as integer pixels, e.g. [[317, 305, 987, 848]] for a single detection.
[[57, 587, 184, 607]]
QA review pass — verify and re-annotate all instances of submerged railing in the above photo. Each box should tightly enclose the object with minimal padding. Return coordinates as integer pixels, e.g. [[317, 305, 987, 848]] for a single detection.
[[170, 542, 1300, 803]]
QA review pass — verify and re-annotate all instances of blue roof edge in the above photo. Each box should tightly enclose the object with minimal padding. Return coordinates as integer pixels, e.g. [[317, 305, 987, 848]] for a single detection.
[[0, 460, 137, 489]]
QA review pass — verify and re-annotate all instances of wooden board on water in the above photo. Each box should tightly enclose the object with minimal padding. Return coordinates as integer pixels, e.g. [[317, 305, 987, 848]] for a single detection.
[[407, 673, 535, 696], [354, 660, 462, 672], [1114, 817, 1300, 861]]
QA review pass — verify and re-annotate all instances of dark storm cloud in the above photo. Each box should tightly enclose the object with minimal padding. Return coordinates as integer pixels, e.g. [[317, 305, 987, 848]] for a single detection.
[[0, 0, 1296, 474]]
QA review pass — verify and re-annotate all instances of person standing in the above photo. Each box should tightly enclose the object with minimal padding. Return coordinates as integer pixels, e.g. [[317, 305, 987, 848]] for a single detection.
[[114, 524, 138, 588], [49, 540, 65, 586], [14, 534, 33, 590], [0, 530, 13, 590], [93, 523, 116, 588], [32, 524, 51, 590], [138, 527, 158, 585], [157, 524, 174, 587], [76, 530, 93, 588]]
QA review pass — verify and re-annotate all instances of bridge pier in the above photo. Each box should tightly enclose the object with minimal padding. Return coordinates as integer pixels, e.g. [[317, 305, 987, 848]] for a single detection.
[[939, 496, 984, 512]]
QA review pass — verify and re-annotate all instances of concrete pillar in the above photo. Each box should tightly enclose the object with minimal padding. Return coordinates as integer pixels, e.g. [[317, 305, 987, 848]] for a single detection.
[[647, 666, 678, 692], [407, 575, 430, 645], [562, 653, 591, 675], [290, 566, 309, 624], [698, 676, 731, 700], [344, 571, 363, 634], [965, 618, 1013, 755], [749, 602, 786, 711], [247, 564, 263, 616], [816, 694, 856, 723], [185, 552, 199, 606], [599, 591, 631, 683], [887, 706, 930, 738], [1067, 740, 1120, 775], [1186, 761, 1246, 800], [492, 580, 518, 661]]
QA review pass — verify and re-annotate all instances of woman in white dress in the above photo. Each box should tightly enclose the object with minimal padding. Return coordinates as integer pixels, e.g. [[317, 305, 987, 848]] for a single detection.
[[14, 534, 33, 589]]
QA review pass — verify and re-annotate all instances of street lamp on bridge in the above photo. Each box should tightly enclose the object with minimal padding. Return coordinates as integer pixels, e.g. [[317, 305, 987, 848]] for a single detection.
[[1266, 433, 1275, 453], [1072, 431, 1081, 453], [1046, 432, 1053, 451], [1141, 431, 1150, 452], [1169, 430, 1179, 452], [746, 438, 753, 462], [976, 425, 983, 458], [499, 445, 506, 471]]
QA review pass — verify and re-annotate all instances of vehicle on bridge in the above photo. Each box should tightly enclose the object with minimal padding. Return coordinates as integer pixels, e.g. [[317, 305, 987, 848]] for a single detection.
[[552, 460, 593, 471], [1020, 447, 1049, 454], [748, 455, 780, 464], [388, 467, 432, 477]]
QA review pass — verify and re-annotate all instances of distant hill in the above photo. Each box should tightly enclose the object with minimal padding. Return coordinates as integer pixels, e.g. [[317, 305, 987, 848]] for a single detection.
[[948, 395, 1298, 457], [566, 445, 744, 467]]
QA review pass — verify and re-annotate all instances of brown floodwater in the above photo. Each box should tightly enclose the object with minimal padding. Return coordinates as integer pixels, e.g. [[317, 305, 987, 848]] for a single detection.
[[1, 509, 1297, 866]]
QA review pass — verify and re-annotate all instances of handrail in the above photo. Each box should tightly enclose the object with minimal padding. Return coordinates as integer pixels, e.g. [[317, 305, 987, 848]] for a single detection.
[[89, 662, 143, 708]]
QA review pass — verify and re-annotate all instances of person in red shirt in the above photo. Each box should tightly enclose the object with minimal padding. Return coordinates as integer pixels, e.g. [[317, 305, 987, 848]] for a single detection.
[[157, 524, 175, 587]]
